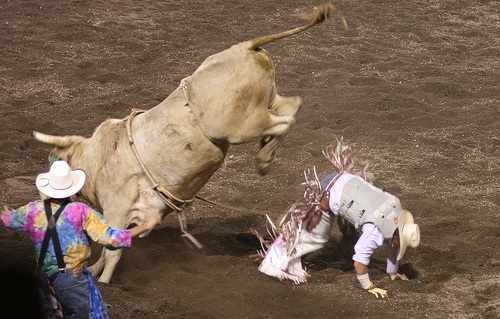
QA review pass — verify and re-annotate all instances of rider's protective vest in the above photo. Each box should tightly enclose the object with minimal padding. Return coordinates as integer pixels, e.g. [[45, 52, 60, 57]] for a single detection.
[[329, 173, 402, 239]]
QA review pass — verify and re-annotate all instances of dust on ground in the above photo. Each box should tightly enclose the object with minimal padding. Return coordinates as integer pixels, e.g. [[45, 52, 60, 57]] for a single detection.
[[1, 0, 499, 318]]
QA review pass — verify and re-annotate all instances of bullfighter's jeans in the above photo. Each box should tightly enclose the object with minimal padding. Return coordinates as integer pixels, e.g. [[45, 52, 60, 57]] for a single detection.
[[52, 270, 90, 319]]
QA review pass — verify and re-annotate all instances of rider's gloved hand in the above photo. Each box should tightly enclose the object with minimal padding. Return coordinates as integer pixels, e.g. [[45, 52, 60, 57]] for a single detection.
[[357, 273, 388, 299]]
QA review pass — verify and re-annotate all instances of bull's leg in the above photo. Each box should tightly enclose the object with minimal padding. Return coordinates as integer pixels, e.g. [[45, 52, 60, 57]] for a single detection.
[[98, 191, 164, 283], [95, 203, 131, 283], [88, 203, 128, 280], [89, 247, 105, 277], [98, 248, 123, 283], [93, 179, 164, 283], [262, 114, 296, 136], [97, 212, 162, 283]]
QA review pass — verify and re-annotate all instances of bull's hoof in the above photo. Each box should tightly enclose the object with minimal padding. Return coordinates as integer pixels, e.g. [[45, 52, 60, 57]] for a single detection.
[[256, 162, 272, 175], [89, 263, 104, 278], [97, 275, 112, 284]]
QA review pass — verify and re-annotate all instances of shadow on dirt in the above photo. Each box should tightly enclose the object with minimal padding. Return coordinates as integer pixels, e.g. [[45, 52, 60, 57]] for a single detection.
[[304, 236, 357, 272], [398, 263, 421, 280], [199, 232, 261, 257]]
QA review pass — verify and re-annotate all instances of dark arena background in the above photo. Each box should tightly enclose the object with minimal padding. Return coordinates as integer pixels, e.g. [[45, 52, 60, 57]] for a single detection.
[[1, 1, 499, 318]]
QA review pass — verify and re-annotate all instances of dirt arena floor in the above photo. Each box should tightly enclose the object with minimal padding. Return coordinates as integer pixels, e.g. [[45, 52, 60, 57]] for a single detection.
[[1, 0, 499, 318]]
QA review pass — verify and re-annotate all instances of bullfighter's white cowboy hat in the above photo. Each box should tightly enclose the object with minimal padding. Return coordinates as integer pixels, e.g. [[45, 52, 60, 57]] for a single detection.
[[397, 210, 420, 260], [35, 161, 86, 199]]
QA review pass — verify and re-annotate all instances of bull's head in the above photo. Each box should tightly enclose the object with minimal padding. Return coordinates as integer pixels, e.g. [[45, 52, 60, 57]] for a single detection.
[[181, 4, 339, 174]]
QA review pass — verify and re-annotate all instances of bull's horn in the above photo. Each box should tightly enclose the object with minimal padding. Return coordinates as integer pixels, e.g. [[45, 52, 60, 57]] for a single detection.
[[246, 3, 340, 50], [33, 131, 82, 147]]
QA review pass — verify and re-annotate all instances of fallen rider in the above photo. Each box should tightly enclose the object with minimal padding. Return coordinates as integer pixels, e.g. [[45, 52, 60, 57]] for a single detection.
[[255, 138, 421, 298], [1, 160, 155, 319]]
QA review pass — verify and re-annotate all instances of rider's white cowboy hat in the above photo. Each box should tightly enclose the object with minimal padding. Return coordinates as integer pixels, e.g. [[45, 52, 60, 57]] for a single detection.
[[35, 161, 86, 199], [397, 210, 420, 260]]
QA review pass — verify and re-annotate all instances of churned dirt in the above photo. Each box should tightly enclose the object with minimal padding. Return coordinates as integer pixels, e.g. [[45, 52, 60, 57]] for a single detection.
[[1, 0, 499, 318]]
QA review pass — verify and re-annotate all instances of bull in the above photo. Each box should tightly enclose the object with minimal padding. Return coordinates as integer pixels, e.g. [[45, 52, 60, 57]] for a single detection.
[[34, 4, 340, 283]]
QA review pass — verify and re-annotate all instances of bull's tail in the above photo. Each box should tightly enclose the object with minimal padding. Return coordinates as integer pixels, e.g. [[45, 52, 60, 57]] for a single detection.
[[246, 3, 346, 50], [33, 131, 83, 148]]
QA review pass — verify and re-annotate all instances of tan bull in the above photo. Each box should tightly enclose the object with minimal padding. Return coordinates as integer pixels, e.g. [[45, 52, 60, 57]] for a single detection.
[[33, 4, 340, 283]]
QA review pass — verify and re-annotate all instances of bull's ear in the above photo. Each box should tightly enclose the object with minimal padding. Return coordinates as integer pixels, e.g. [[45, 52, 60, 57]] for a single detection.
[[270, 94, 302, 116]]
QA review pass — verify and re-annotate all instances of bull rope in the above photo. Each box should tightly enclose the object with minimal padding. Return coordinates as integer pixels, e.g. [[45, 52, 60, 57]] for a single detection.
[[125, 78, 282, 249], [126, 109, 203, 249]]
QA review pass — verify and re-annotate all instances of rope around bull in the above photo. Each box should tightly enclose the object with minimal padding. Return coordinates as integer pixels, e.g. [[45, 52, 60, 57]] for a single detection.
[[126, 107, 277, 250]]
